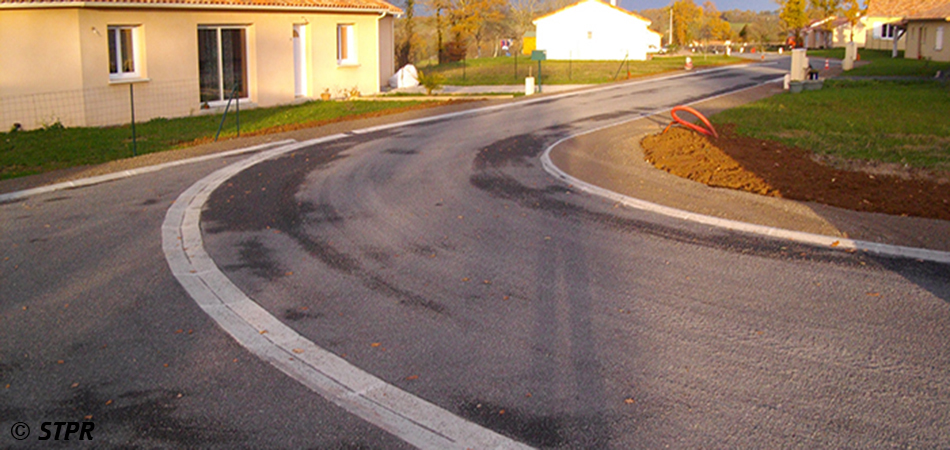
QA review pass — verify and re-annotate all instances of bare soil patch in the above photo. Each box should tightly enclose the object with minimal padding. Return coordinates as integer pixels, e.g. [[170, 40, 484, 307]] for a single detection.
[[641, 126, 950, 221]]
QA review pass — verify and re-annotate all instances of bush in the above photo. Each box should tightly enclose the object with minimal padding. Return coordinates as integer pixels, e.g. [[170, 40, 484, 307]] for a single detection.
[[417, 70, 444, 96]]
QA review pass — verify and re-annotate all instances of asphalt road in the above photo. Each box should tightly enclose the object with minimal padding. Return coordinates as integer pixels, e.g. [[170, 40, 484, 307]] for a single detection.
[[3, 63, 950, 448]]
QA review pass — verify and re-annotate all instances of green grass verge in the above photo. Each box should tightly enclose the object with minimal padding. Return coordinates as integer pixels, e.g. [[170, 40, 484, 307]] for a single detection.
[[417, 55, 745, 85], [0, 100, 431, 180], [712, 79, 950, 172], [804, 48, 950, 77]]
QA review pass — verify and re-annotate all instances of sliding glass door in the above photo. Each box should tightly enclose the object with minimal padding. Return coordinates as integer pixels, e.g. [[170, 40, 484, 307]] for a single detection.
[[198, 27, 248, 104]]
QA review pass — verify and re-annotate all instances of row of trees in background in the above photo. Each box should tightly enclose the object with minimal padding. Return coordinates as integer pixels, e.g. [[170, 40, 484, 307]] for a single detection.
[[778, 0, 864, 47], [394, 0, 866, 68]]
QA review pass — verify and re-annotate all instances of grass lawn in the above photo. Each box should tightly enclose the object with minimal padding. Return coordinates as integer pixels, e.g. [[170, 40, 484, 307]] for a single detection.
[[712, 79, 950, 172], [1, 100, 434, 180], [805, 48, 950, 77], [417, 54, 745, 85]]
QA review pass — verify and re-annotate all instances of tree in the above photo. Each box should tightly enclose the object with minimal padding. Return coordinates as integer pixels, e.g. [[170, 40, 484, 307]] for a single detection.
[[671, 0, 703, 46], [425, 0, 453, 63], [778, 0, 809, 47], [443, 0, 507, 60], [810, 0, 841, 47], [840, 0, 863, 42], [396, 0, 416, 68], [700, 1, 734, 42]]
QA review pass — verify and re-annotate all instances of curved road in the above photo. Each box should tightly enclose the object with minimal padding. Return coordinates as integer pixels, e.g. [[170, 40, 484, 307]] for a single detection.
[[4, 63, 950, 448]]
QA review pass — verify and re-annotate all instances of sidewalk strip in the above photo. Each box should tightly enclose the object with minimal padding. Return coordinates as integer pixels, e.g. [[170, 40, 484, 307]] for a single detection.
[[0, 140, 296, 204], [539, 82, 950, 265]]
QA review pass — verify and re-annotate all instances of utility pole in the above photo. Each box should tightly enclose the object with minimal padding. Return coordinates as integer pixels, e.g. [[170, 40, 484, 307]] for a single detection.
[[669, 6, 673, 46]]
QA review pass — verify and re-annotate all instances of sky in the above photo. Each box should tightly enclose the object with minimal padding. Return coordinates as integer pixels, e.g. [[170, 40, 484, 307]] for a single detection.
[[622, 0, 779, 12]]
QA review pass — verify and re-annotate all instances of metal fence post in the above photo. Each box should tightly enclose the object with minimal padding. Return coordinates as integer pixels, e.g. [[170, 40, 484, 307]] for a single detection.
[[235, 89, 240, 138], [130, 83, 137, 157]]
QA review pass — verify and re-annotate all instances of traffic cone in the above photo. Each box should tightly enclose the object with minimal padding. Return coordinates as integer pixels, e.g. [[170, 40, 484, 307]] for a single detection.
[[825, 58, 830, 70]]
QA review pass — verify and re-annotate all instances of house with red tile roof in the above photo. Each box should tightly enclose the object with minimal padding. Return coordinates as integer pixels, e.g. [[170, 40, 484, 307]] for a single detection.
[[0, 0, 401, 130], [802, 16, 869, 49], [532, 0, 662, 61], [863, 0, 950, 55], [902, 3, 950, 61]]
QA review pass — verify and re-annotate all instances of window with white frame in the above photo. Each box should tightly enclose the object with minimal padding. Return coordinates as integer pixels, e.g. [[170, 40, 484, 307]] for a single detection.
[[337, 24, 357, 65], [108, 25, 140, 79], [878, 23, 897, 39], [937, 26, 945, 51], [198, 26, 248, 103]]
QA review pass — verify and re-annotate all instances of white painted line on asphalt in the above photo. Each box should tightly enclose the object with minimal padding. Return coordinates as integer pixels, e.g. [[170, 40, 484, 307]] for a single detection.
[[539, 82, 950, 265], [0, 140, 297, 203], [350, 63, 765, 136], [4, 62, 763, 204], [159, 69, 802, 450], [162, 137, 533, 450]]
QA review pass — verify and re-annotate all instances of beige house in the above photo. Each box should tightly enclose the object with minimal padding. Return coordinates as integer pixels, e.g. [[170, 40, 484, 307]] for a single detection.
[[0, 0, 400, 130], [903, 4, 950, 62], [803, 16, 868, 49], [862, 0, 950, 55]]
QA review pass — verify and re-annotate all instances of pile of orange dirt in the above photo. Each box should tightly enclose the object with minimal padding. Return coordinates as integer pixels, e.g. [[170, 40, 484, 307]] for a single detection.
[[641, 125, 950, 221]]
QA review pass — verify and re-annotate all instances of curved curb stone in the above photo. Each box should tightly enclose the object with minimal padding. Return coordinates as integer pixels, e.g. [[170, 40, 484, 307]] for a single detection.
[[540, 115, 950, 265], [162, 138, 533, 450]]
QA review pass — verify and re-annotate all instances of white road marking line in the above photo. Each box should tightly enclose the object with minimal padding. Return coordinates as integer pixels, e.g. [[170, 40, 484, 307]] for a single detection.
[[162, 137, 533, 450]]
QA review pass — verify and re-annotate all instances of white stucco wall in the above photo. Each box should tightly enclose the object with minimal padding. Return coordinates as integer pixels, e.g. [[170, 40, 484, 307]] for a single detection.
[[533, 0, 659, 61]]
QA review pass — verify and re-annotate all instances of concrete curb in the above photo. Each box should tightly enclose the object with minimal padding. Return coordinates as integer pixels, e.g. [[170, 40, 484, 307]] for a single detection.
[[539, 88, 950, 265], [162, 137, 533, 450], [0, 140, 297, 204]]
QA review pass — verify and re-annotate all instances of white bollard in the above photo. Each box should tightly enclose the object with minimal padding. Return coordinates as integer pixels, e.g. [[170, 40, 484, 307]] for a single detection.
[[525, 77, 535, 96]]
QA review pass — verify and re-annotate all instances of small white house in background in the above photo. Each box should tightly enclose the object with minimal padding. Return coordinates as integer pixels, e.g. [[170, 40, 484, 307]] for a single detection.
[[533, 0, 662, 61]]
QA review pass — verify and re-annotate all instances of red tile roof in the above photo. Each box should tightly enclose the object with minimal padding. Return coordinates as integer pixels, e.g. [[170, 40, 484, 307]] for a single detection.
[[865, 0, 950, 17], [0, 0, 401, 13], [906, 3, 950, 19]]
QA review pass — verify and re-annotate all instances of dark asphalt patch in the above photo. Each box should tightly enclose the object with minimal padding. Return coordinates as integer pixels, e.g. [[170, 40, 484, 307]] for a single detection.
[[49, 387, 248, 446], [703, 71, 745, 80], [203, 138, 448, 315], [578, 109, 643, 123], [383, 149, 418, 155], [283, 307, 324, 322], [457, 399, 610, 448], [223, 238, 286, 281], [469, 171, 892, 269]]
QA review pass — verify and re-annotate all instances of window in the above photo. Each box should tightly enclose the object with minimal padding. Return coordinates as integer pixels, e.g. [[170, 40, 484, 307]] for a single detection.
[[337, 24, 357, 65], [108, 26, 140, 79], [879, 23, 897, 39], [198, 26, 248, 104], [937, 26, 945, 51]]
